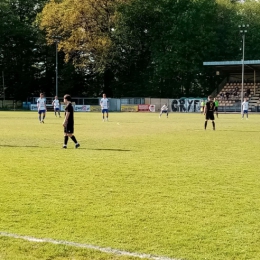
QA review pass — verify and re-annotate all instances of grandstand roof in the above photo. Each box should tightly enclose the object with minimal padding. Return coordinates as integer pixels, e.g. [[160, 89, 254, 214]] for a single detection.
[[203, 60, 260, 73]]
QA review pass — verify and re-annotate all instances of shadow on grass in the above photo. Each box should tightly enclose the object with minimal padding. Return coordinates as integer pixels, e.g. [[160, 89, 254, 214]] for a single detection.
[[190, 129, 260, 132], [219, 130, 260, 132], [0, 145, 39, 148], [90, 148, 132, 152]]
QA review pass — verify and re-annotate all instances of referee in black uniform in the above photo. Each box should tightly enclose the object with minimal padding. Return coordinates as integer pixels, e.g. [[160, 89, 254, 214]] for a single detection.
[[204, 95, 215, 130], [62, 94, 80, 148]]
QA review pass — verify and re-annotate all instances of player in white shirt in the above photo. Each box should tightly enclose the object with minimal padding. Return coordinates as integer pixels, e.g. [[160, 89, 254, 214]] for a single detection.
[[159, 104, 168, 118], [100, 93, 109, 121], [37, 93, 47, 123], [52, 96, 61, 117], [241, 98, 249, 119]]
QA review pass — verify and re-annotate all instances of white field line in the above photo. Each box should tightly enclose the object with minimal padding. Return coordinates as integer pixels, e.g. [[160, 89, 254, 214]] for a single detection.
[[0, 231, 181, 260]]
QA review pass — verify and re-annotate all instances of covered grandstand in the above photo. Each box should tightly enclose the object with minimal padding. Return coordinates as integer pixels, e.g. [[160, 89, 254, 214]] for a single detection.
[[204, 60, 260, 112]]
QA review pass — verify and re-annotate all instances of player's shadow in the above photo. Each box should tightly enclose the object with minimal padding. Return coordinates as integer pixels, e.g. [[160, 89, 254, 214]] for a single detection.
[[90, 148, 131, 152], [0, 145, 39, 148], [220, 130, 260, 132]]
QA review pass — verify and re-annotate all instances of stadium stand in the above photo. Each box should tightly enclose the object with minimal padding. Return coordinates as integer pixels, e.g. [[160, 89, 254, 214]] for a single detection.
[[215, 82, 260, 112]]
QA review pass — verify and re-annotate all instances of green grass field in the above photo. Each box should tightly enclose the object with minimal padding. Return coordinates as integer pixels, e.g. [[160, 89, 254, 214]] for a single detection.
[[0, 111, 260, 260]]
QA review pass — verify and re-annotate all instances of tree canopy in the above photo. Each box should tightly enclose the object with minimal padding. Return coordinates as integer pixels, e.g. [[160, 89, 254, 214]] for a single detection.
[[1, 0, 260, 99]]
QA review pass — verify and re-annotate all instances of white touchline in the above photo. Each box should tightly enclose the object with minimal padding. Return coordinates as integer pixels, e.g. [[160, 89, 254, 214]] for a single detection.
[[0, 231, 181, 260]]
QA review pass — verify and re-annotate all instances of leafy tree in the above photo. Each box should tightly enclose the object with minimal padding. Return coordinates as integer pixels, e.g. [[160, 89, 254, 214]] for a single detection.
[[39, 0, 130, 96], [112, 0, 224, 97], [3, 0, 260, 100], [112, 0, 247, 97], [0, 0, 38, 100], [40, 0, 119, 70], [0, 0, 90, 100], [237, 0, 260, 60]]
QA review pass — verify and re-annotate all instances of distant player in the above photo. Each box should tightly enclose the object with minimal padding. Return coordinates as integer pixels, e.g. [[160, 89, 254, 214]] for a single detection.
[[241, 98, 249, 120], [159, 104, 168, 118], [37, 93, 47, 123], [62, 94, 80, 149], [200, 100, 205, 114], [204, 96, 215, 130], [100, 93, 109, 121], [214, 98, 219, 118], [52, 96, 61, 117]]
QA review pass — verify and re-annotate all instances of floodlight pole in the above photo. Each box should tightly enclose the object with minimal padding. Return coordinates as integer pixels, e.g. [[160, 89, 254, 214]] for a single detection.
[[2, 71, 4, 100], [53, 36, 62, 97], [241, 33, 245, 105], [239, 24, 249, 107], [55, 41, 58, 97]]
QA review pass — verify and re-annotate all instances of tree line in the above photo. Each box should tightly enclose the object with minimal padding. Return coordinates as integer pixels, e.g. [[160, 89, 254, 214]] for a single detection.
[[1, 0, 260, 100]]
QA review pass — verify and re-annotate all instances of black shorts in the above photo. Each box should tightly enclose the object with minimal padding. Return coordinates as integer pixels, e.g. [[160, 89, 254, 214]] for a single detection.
[[206, 112, 214, 120], [215, 107, 218, 112], [64, 124, 74, 134]]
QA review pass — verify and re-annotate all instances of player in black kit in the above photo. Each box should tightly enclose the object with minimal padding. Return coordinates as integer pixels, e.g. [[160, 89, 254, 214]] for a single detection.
[[62, 94, 80, 148], [204, 96, 215, 130]]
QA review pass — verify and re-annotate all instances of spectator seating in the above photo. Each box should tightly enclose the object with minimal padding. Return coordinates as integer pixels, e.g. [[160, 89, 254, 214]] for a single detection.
[[216, 82, 260, 110]]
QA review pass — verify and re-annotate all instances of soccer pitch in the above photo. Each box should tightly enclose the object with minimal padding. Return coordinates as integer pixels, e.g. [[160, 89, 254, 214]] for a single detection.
[[0, 111, 260, 260]]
